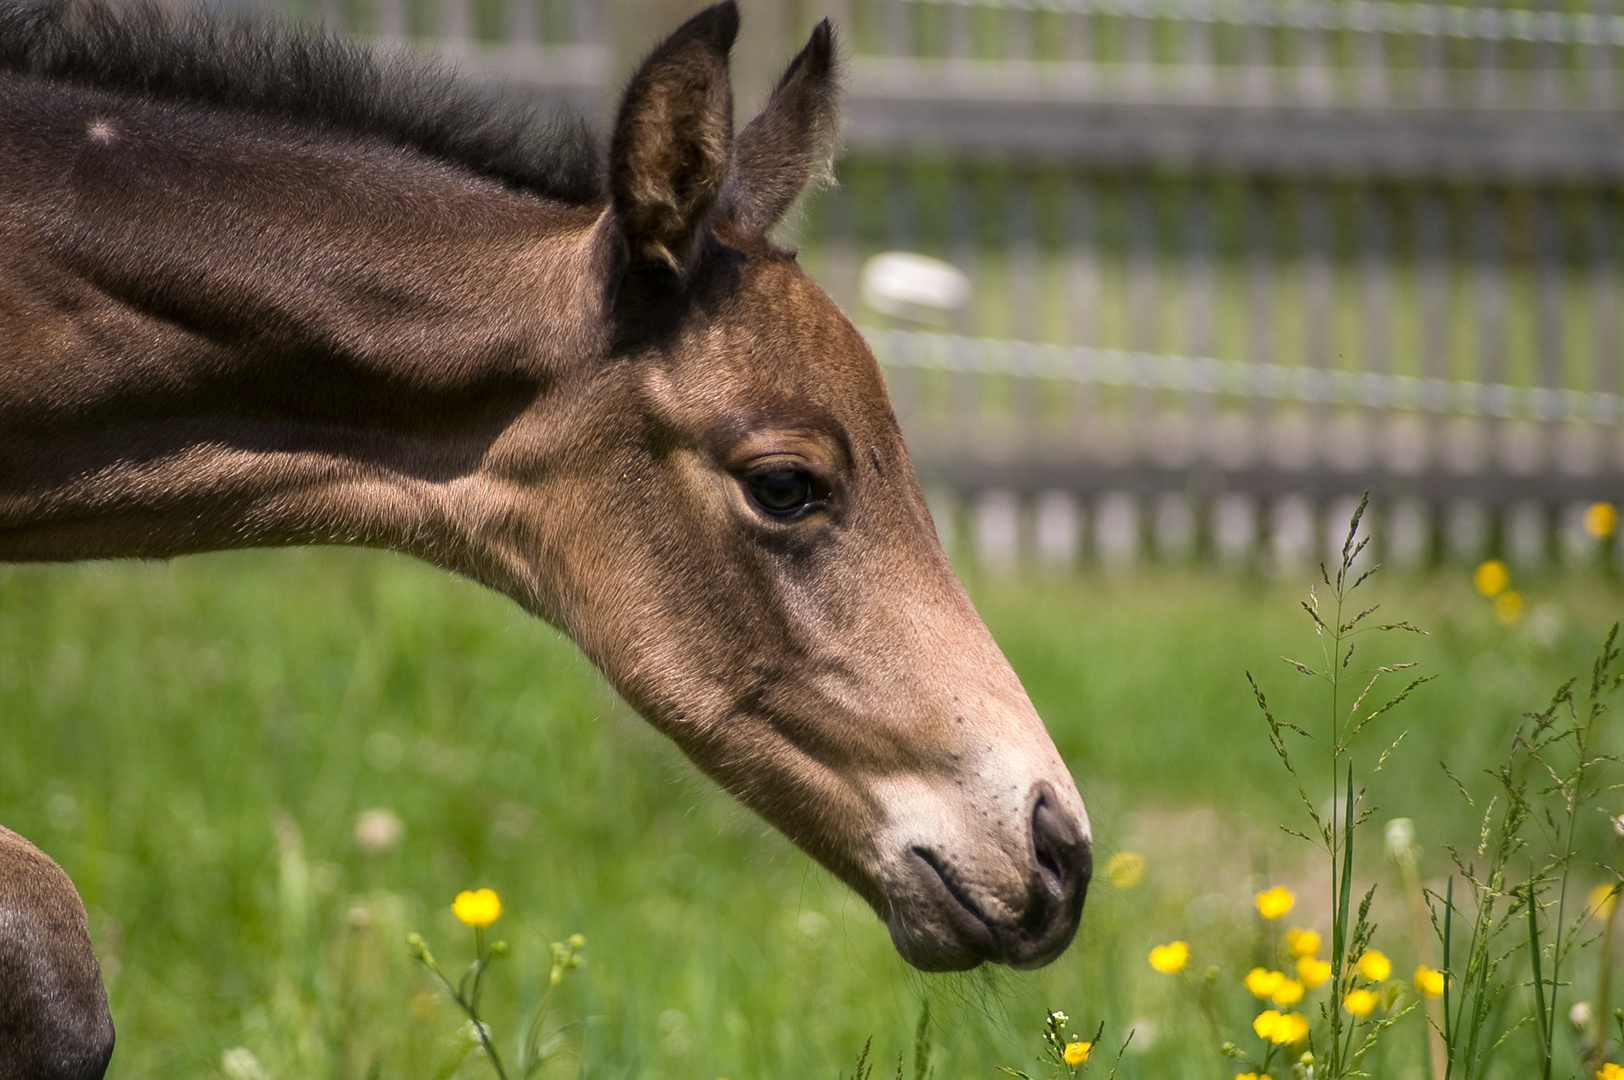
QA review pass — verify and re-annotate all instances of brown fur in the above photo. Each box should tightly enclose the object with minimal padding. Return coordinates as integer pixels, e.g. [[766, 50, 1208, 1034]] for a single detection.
[[0, 828, 114, 1080], [0, 13, 1092, 1069]]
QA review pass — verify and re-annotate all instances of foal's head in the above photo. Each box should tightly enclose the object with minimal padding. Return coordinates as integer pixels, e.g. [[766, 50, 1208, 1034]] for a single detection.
[[509, 3, 1091, 971]]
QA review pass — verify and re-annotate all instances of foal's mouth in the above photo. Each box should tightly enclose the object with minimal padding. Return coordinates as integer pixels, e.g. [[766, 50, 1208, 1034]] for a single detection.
[[901, 840, 1090, 972]]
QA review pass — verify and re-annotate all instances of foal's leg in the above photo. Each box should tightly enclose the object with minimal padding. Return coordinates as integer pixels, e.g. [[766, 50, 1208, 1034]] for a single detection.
[[0, 826, 114, 1080]]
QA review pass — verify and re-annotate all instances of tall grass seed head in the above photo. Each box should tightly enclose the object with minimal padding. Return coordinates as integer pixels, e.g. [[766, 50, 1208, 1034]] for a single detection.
[[452, 887, 502, 927], [1297, 956, 1331, 987], [1255, 886, 1294, 919], [1414, 966, 1445, 997], [1286, 927, 1320, 958], [1343, 988, 1378, 1017], [1356, 949, 1391, 982], [1149, 940, 1189, 973], [1383, 817, 1416, 864]]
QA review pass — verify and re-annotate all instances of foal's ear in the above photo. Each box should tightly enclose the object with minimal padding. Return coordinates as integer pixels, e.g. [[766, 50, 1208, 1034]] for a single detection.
[[723, 20, 839, 236], [609, 2, 739, 275]]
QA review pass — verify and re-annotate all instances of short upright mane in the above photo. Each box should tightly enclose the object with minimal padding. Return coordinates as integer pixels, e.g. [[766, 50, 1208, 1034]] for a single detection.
[[0, 0, 605, 203]]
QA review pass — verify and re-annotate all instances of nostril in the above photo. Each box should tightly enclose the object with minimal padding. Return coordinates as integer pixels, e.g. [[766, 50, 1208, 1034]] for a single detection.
[[1031, 786, 1086, 897]]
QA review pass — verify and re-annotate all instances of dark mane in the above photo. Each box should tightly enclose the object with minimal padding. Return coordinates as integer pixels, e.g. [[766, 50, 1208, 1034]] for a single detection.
[[0, 0, 605, 204]]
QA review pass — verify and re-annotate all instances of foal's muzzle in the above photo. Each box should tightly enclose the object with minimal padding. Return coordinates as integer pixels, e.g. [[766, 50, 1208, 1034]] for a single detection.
[[889, 782, 1091, 971]]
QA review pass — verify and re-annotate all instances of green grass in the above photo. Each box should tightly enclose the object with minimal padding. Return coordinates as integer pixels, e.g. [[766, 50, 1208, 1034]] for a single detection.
[[1, 550, 1619, 1078]]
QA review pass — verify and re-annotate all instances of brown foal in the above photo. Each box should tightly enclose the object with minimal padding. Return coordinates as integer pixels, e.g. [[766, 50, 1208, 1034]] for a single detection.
[[0, 1, 1092, 1072]]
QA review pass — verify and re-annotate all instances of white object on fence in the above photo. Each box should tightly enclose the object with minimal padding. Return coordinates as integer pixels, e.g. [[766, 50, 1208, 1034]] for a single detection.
[[860, 253, 972, 320]]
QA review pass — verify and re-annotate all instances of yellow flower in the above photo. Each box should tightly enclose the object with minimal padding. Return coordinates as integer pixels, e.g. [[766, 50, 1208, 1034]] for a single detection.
[[1106, 851, 1145, 888], [1357, 949, 1392, 982], [1246, 967, 1285, 998], [1255, 885, 1295, 919], [1344, 988, 1378, 1017], [1062, 1041, 1091, 1065], [1297, 956, 1332, 988], [1415, 966, 1446, 998], [1597, 1063, 1624, 1080], [1474, 559, 1509, 597], [1272, 977, 1305, 1006], [1585, 503, 1619, 539], [1286, 927, 1321, 958], [1252, 1009, 1309, 1044], [1495, 590, 1523, 625], [452, 888, 502, 927], [1590, 883, 1619, 920], [1234, 1074, 1261, 1080], [1149, 940, 1189, 973]]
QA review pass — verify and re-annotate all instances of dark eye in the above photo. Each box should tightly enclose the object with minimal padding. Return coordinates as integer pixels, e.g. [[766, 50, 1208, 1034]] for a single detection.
[[745, 466, 819, 518]]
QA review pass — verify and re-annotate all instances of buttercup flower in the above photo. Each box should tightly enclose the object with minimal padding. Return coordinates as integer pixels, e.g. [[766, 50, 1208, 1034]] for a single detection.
[[1585, 503, 1619, 540], [1063, 1041, 1091, 1065], [1245, 967, 1284, 999], [1415, 966, 1446, 998], [1356, 949, 1391, 982], [1474, 559, 1509, 597], [1495, 591, 1523, 625], [1286, 927, 1320, 958], [1597, 1063, 1624, 1079], [1106, 851, 1145, 888], [1255, 885, 1295, 919], [1271, 977, 1305, 1006], [1234, 1074, 1261, 1080], [1149, 940, 1189, 973], [1252, 1009, 1309, 1044], [452, 887, 502, 928], [1590, 883, 1619, 919], [1296, 955, 1331, 987], [1343, 988, 1378, 1017]]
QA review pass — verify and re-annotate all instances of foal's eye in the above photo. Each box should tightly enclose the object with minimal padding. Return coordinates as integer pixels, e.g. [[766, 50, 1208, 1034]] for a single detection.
[[745, 466, 819, 518]]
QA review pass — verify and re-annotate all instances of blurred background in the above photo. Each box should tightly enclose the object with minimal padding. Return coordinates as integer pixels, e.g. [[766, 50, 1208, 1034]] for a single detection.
[[267, 0, 1622, 575]]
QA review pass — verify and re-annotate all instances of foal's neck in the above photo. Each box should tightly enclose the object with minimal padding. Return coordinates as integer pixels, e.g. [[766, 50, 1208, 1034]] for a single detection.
[[0, 80, 610, 589]]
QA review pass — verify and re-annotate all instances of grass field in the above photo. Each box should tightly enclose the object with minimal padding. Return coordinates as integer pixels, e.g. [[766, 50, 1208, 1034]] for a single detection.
[[1, 549, 1620, 1079]]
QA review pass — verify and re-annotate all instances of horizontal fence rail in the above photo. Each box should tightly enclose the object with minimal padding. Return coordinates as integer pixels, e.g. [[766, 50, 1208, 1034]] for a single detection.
[[891, 0, 1624, 46], [863, 329, 1623, 423]]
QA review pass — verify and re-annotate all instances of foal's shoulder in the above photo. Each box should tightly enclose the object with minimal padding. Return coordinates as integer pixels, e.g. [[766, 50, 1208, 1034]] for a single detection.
[[0, 825, 115, 1080]]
